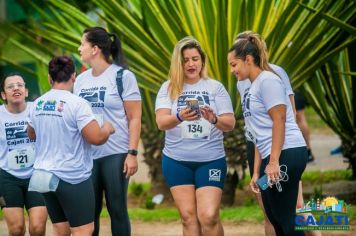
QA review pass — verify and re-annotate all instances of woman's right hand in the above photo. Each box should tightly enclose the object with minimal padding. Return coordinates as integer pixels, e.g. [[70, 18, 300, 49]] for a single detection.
[[250, 173, 260, 193], [179, 107, 200, 121]]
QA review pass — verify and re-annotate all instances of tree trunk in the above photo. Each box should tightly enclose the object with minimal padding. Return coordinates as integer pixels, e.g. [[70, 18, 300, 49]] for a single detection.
[[222, 170, 239, 206], [222, 119, 247, 206], [141, 124, 171, 200]]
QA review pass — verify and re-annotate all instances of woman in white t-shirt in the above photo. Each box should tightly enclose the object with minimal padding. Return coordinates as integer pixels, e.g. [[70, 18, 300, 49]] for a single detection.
[[228, 34, 308, 236], [27, 56, 114, 236], [74, 27, 142, 236], [0, 73, 47, 236], [155, 37, 235, 236]]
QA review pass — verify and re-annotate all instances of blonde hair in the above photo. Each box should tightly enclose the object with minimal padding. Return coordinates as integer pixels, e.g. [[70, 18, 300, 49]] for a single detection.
[[230, 31, 273, 72], [168, 36, 207, 100]]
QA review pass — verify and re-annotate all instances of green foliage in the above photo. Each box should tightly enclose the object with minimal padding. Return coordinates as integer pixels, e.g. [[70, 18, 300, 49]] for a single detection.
[[312, 185, 323, 201], [242, 196, 257, 207], [303, 49, 356, 177], [143, 195, 156, 210], [301, 170, 353, 185], [304, 107, 333, 133], [129, 182, 147, 197], [220, 206, 264, 222]]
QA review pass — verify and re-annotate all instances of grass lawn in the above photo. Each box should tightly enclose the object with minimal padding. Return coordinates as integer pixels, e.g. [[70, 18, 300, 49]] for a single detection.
[[1, 205, 355, 222], [0, 170, 354, 222]]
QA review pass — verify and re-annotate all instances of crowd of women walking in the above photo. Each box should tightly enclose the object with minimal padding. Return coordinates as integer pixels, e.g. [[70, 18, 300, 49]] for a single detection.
[[0, 27, 318, 236]]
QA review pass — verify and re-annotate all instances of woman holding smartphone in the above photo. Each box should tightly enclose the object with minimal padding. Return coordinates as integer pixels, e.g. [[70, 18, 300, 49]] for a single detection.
[[228, 34, 308, 236], [155, 36, 235, 236]]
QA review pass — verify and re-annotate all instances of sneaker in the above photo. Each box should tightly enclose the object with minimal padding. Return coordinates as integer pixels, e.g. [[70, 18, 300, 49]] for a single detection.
[[330, 145, 342, 155]]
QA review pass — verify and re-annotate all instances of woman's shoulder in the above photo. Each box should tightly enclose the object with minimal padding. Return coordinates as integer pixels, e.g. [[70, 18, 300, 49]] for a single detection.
[[202, 77, 224, 87], [260, 70, 280, 81], [160, 80, 170, 87]]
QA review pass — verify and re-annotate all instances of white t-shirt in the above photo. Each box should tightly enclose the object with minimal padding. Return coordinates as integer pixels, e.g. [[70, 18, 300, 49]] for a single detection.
[[237, 64, 294, 97], [0, 103, 35, 179], [74, 64, 141, 159], [155, 78, 234, 162], [242, 71, 305, 159], [28, 89, 95, 184], [237, 64, 295, 143]]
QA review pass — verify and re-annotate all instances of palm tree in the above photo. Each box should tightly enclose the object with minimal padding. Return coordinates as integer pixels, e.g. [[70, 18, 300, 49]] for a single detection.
[[303, 48, 356, 178], [1, 0, 355, 203]]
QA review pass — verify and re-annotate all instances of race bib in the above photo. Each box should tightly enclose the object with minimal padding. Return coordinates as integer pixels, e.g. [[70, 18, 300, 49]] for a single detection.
[[181, 119, 212, 139], [7, 146, 35, 170], [94, 113, 104, 127], [244, 125, 257, 144]]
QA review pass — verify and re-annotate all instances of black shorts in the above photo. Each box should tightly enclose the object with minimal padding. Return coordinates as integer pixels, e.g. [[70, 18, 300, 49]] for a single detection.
[[0, 169, 45, 209], [42, 177, 95, 227], [294, 91, 308, 111]]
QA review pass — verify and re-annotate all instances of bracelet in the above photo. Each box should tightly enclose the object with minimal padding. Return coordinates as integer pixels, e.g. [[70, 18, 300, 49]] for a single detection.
[[211, 115, 218, 125], [176, 112, 183, 122]]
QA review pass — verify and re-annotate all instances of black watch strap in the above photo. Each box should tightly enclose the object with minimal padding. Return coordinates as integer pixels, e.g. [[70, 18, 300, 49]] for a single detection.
[[128, 149, 138, 156]]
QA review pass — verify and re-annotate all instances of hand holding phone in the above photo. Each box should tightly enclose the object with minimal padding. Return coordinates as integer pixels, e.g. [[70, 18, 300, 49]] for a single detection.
[[257, 174, 269, 191], [186, 98, 201, 118]]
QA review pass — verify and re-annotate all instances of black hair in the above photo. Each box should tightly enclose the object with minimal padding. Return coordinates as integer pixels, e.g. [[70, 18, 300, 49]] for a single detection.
[[0, 72, 24, 93], [83, 27, 127, 68], [48, 56, 75, 83], [229, 35, 272, 72]]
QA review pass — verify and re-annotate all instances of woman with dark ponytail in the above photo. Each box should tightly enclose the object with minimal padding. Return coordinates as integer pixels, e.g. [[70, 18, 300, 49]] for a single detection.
[[228, 35, 308, 236], [75, 27, 141, 236]]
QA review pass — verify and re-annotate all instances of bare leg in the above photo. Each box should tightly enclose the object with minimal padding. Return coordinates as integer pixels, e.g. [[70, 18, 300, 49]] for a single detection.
[[3, 208, 26, 236], [196, 186, 224, 236], [171, 185, 201, 236], [255, 193, 276, 236], [296, 110, 311, 149], [28, 206, 47, 236], [71, 222, 94, 236], [52, 222, 71, 236], [298, 182, 322, 236]]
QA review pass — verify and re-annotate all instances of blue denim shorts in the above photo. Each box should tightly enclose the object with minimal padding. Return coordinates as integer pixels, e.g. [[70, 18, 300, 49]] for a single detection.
[[162, 155, 227, 189]]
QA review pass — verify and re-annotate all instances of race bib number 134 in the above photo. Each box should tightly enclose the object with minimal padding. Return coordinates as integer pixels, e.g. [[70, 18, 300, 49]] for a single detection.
[[181, 119, 211, 139]]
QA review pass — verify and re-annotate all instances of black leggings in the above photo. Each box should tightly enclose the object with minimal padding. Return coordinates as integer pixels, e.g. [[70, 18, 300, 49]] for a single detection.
[[92, 154, 130, 236], [260, 147, 308, 236], [246, 141, 255, 177]]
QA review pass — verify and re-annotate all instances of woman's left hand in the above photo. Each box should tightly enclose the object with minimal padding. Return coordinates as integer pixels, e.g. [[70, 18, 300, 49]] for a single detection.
[[123, 154, 138, 178], [201, 106, 218, 124], [265, 161, 280, 184]]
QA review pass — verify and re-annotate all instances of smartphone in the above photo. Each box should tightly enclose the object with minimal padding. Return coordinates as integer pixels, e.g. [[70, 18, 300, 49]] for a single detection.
[[186, 98, 201, 117], [257, 174, 269, 191]]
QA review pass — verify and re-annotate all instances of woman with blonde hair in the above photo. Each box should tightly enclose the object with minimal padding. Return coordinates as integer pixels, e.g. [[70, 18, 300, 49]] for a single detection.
[[155, 36, 235, 236]]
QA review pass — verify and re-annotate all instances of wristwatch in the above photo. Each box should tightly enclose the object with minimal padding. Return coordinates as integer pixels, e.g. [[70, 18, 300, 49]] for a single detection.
[[128, 149, 138, 156]]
